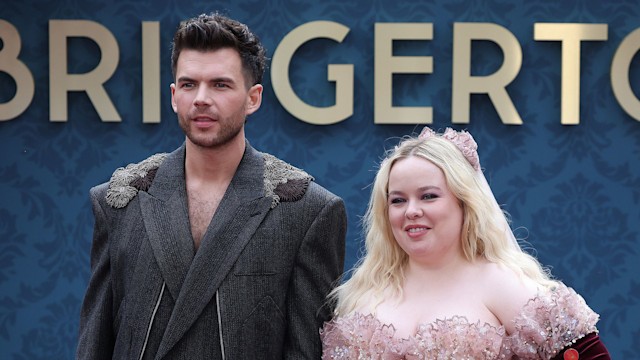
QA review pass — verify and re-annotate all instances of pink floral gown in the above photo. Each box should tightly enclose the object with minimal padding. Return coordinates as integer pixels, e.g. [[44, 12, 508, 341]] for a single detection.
[[321, 283, 601, 359]]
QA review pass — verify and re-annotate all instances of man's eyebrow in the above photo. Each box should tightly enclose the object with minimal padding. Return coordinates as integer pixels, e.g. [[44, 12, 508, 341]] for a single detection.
[[209, 76, 235, 84], [176, 76, 195, 83]]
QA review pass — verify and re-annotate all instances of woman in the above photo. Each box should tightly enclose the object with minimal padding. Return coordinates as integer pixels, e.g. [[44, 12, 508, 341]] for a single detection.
[[321, 127, 610, 359]]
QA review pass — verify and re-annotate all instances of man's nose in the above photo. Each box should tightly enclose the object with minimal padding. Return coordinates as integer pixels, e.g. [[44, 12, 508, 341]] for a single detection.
[[193, 86, 212, 106]]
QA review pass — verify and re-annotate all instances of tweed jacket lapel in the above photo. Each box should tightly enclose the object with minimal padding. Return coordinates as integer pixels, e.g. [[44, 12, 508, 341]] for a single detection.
[[139, 144, 194, 301], [155, 143, 273, 359]]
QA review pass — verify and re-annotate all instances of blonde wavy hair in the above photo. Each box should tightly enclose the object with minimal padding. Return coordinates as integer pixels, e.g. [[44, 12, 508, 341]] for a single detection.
[[330, 131, 555, 316]]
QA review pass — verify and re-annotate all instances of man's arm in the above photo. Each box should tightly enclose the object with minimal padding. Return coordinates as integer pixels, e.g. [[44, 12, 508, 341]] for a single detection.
[[284, 194, 347, 359], [77, 187, 115, 360]]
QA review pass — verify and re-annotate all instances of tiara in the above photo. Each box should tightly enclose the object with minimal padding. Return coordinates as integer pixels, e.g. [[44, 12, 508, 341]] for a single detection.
[[418, 127, 480, 171]]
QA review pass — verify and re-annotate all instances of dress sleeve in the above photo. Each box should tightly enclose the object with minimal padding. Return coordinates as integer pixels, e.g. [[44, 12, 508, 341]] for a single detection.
[[501, 283, 604, 359], [550, 332, 611, 360]]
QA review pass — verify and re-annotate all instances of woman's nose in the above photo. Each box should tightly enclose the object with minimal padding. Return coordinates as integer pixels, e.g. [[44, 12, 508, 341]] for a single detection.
[[405, 202, 423, 219]]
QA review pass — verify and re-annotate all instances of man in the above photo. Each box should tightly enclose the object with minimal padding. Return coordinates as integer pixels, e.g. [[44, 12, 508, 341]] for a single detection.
[[77, 13, 347, 359]]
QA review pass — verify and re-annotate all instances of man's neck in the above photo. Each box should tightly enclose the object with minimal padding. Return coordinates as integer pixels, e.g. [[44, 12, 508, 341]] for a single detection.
[[184, 137, 246, 184]]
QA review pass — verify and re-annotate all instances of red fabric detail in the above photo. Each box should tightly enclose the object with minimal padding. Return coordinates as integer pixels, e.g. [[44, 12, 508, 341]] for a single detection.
[[551, 333, 611, 360], [564, 348, 579, 360]]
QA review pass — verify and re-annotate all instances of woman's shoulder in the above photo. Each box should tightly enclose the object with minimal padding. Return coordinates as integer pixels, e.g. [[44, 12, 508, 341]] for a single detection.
[[474, 264, 603, 358], [475, 260, 539, 296], [502, 281, 602, 358], [478, 261, 539, 334]]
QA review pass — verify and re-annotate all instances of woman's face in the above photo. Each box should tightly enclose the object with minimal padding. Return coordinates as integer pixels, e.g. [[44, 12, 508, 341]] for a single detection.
[[387, 156, 464, 264]]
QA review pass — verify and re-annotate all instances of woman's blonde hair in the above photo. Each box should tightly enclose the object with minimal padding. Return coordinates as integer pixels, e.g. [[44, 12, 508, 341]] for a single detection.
[[330, 131, 554, 315]]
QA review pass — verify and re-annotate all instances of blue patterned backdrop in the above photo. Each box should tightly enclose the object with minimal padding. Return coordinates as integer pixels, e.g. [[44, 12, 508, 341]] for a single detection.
[[1, 0, 639, 358]]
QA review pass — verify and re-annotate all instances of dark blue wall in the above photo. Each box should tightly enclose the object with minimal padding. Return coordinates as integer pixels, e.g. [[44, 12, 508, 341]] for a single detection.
[[1, 0, 639, 358]]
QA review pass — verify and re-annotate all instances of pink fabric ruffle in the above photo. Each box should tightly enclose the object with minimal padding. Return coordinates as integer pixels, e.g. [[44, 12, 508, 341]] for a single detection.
[[321, 283, 599, 359]]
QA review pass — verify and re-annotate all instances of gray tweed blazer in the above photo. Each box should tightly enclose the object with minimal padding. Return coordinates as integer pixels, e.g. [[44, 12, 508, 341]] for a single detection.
[[77, 142, 347, 359]]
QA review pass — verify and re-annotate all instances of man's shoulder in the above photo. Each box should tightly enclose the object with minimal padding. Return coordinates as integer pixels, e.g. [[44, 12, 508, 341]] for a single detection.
[[259, 151, 342, 208], [95, 152, 170, 209], [260, 152, 315, 208]]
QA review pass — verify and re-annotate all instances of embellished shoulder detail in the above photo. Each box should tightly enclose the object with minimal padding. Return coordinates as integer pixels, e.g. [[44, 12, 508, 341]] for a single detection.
[[501, 282, 600, 359], [105, 153, 168, 208], [261, 153, 314, 209]]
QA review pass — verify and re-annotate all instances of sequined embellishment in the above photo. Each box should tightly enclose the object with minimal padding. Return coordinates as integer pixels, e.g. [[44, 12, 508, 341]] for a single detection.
[[321, 283, 600, 359]]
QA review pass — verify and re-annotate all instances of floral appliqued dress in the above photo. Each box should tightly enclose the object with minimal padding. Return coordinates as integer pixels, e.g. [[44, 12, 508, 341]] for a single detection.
[[320, 283, 601, 359]]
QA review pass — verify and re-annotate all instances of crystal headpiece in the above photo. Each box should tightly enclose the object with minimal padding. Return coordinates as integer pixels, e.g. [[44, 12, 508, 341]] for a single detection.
[[418, 127, 480, 171]]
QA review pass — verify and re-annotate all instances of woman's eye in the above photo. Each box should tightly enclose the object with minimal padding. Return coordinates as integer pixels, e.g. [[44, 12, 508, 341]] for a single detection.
[[422, 193, 437, 200], [390, 198, 405, 204]]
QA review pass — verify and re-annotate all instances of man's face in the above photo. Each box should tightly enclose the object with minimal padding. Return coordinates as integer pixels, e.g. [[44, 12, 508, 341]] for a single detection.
[[170, 48, 262, 149]]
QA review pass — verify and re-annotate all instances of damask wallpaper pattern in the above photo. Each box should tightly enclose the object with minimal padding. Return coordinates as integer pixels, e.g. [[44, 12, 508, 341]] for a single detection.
[[1, 0, 639, 358]]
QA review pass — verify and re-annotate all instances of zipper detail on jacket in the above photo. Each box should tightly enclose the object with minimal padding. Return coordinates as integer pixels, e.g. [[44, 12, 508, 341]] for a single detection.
[[216, 290, 226, 360], [138, 281, 165, 360]]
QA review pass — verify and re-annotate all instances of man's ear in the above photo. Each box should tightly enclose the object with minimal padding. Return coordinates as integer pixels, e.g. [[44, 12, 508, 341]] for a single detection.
[[245, 84, 263, 115], [170, 83, 177, 113]]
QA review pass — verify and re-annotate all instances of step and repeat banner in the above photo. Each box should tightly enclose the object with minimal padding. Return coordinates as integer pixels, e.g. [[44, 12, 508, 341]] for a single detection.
[[1, 0, 639, 357]]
